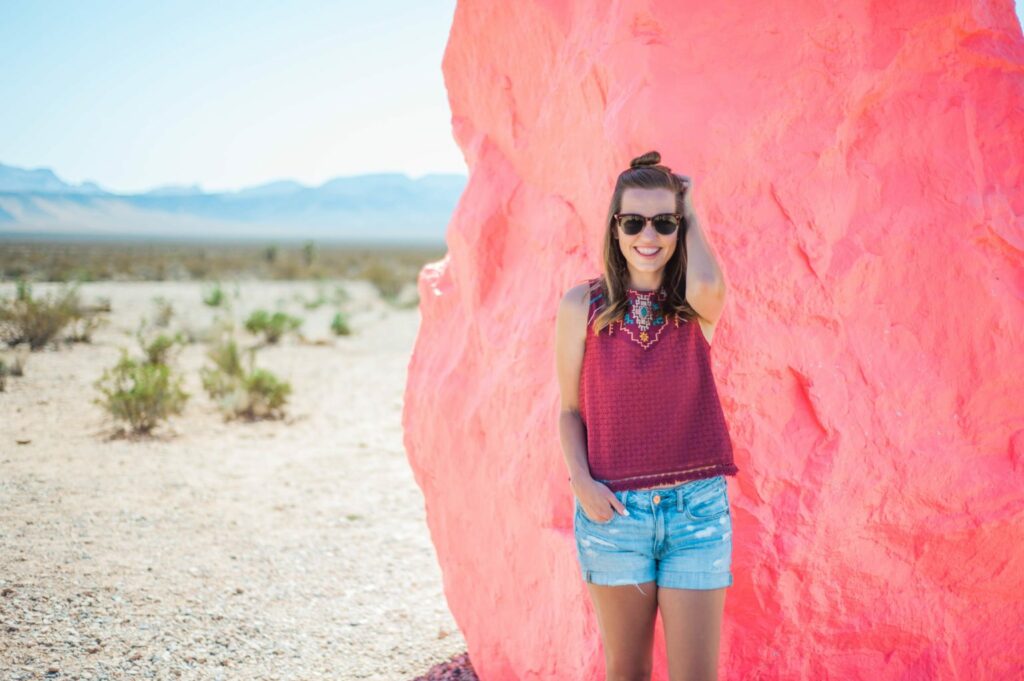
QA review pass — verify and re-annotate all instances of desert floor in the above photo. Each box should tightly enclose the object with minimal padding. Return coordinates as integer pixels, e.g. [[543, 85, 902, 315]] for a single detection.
[[0, 279, 468, 680]]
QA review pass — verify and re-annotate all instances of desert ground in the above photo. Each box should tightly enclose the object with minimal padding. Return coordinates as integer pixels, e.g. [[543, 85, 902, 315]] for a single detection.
[[0, 277, 470, 679]]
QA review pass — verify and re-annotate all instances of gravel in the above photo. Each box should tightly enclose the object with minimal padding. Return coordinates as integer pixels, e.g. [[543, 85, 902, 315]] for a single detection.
[[0, 280, 471, 680]]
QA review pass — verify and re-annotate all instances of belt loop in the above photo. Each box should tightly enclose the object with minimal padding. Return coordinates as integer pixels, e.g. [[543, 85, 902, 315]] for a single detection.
[[676, 485, 684, 508]]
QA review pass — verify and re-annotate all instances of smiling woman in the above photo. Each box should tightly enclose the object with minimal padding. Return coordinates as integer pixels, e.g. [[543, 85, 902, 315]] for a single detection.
[[555, 149, 738, 680]]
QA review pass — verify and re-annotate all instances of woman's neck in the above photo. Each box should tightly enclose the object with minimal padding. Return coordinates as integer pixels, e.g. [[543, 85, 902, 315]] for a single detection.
[[625, 270, 664, 292]]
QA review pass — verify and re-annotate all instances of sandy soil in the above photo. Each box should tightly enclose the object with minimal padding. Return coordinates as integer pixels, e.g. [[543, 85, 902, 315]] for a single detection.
[[0, 279, 469, 680]]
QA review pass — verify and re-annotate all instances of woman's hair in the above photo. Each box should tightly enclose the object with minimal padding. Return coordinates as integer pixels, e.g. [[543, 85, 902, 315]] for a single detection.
[[590, 150, 699, 335]]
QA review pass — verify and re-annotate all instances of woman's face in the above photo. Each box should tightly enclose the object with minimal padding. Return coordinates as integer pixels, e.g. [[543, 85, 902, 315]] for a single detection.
[[615, 187, 679, 279]]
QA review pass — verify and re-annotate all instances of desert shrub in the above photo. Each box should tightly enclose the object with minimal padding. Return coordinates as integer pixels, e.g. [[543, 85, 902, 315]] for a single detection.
[[359, 258, 405, 300], [88, 296, 111, 312], [63, 289, 110, 343], [332, 284, 351, 305], [176, 313, 234, 345], [202, 281, 226, 307], [140, 331, 187, 366], [93, 350, 188, 434], [299, 286, 328, 310], [235, 367, 292, 419], [200, 333, 247, 400], [200, 335, 292, 420], [0, 280, 79, 350], [152, 296, 175, 327], [244, 309, 302, 344], [93, 323, 189, 434], [0, 344, 30, 377], [0, 359, 7, 391], [330, 312, 351, 336]]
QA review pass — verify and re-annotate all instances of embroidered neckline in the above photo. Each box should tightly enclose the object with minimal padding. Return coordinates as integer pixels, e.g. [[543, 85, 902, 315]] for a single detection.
[[618, 285, 679, 349], [586, 277, 683, 350]]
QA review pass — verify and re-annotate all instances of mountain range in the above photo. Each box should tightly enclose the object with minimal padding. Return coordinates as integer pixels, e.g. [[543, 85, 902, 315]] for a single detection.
[[0, 162, 466, 245]]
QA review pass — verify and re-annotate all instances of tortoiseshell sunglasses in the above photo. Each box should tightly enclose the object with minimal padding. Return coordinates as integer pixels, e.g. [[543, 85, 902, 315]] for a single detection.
[[613, 212, 682, 236]]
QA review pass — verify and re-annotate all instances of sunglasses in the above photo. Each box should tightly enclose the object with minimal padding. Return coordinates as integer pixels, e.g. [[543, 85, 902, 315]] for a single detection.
[[613, 212, 683, 236]]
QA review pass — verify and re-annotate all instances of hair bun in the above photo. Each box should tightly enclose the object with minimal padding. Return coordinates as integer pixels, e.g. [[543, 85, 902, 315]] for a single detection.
[[630, 151, 662, 168]]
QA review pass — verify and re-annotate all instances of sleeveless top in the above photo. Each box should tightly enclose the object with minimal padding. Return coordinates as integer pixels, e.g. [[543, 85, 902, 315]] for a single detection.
[[578, 276, 738, 492]]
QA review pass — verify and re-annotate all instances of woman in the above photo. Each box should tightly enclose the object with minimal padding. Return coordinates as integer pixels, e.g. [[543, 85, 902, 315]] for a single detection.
[[554, 150, 739, 681]]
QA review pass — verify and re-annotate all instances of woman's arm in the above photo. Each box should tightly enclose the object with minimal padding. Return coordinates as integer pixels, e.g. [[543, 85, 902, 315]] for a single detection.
[[554, 282, 627, 520], [680, 178, 728, 324], [554, 283, 593, 486]]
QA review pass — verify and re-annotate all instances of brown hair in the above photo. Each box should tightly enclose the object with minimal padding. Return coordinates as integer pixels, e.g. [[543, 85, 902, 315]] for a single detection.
[[590, 150, 699, 335]]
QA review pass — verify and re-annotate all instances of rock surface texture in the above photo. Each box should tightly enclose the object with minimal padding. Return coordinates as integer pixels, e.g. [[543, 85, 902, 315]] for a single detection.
[[403, 2, 1024, 679]]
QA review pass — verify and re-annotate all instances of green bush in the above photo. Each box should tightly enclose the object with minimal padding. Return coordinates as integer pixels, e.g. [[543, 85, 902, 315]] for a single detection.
[[140, 332, 187, 366], [244, 309, 302, 344], [63, 288, 109, 343], [0, 280, 80, 350], [93, 350, 188, 434], [238, 367, 292, 419], [330, 311, 352, 336], [200, 335, 292, 420], [202, 281, 226, 308], [204, 334, 246, 378]]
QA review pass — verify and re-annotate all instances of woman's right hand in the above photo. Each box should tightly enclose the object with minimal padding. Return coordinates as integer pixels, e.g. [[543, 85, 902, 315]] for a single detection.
[[572, 477, 629, 523]]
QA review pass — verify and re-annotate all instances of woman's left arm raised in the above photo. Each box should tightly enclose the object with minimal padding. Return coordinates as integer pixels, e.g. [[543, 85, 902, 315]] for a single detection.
[[679, 176, 727, 324]]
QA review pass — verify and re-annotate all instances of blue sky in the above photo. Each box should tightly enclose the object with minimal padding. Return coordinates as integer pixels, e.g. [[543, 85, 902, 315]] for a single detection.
[[0, 1, 461, 194], [2, 2, 1021, 195]]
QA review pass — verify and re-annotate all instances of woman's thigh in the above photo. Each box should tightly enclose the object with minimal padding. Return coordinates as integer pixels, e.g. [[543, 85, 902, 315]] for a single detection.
[[574, 489, 660, 676], [573, 478, 734, 678], [657, 586, 727, 681], [654, 475, 733, 680], [586, 581, 659, 678]]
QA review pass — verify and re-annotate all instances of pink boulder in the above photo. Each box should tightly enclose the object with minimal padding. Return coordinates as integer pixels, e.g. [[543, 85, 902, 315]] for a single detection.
[[403, 2, 1024, 679]]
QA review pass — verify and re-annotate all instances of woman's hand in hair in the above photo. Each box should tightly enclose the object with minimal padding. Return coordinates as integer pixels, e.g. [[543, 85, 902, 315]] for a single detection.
[[677, 174, 695, 218]]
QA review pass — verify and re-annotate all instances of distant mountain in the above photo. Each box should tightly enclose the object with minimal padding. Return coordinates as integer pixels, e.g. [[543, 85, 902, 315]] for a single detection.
[[0, 162, 466, 244], [0, 162, 110, 195], [141, 184, 205, 196]]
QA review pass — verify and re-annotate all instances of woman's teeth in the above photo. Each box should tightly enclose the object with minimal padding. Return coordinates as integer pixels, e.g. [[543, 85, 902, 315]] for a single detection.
[[635, 247, 661, 258]]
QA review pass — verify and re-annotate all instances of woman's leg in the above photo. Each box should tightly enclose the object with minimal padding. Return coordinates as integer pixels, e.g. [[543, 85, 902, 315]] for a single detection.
[[586, 580, 659, 681], [657, 586, 727, 681]]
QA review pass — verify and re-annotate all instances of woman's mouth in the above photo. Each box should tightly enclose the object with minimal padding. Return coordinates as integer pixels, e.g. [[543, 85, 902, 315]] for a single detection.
[[634, 246, 661, 259]]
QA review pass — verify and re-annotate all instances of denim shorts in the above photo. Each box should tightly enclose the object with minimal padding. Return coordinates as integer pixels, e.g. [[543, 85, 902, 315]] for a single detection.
[[573, 475, 733, 590]]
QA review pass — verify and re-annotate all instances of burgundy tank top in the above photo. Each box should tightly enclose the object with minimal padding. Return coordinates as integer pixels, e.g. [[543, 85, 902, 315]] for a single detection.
[[578, 276, 738, 492]]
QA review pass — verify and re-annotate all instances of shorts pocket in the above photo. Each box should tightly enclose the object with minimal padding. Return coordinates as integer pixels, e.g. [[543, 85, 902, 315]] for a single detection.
[[683, 477, 729, 521], [575, 497, 616, 525]]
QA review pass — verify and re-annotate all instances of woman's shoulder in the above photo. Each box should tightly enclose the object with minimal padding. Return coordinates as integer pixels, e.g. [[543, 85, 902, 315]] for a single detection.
[[560, 280, 590, 314], [563, 275, 603, 304]]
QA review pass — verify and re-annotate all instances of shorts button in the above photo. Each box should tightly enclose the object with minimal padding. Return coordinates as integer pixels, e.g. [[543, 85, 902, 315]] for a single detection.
[[653, 494, 661, 504]]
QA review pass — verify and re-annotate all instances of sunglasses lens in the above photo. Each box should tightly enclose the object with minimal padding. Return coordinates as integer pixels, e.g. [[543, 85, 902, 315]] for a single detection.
[[619, 215, 645, 234], [653, 215, 680, 235]]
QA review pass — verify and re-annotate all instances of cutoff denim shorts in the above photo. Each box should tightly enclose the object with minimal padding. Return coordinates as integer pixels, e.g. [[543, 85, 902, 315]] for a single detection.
[[573, 475, 734, 590]]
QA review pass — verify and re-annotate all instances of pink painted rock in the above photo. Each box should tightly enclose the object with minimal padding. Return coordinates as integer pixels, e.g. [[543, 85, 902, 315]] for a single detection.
[[403, 2, 1024, 678]]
